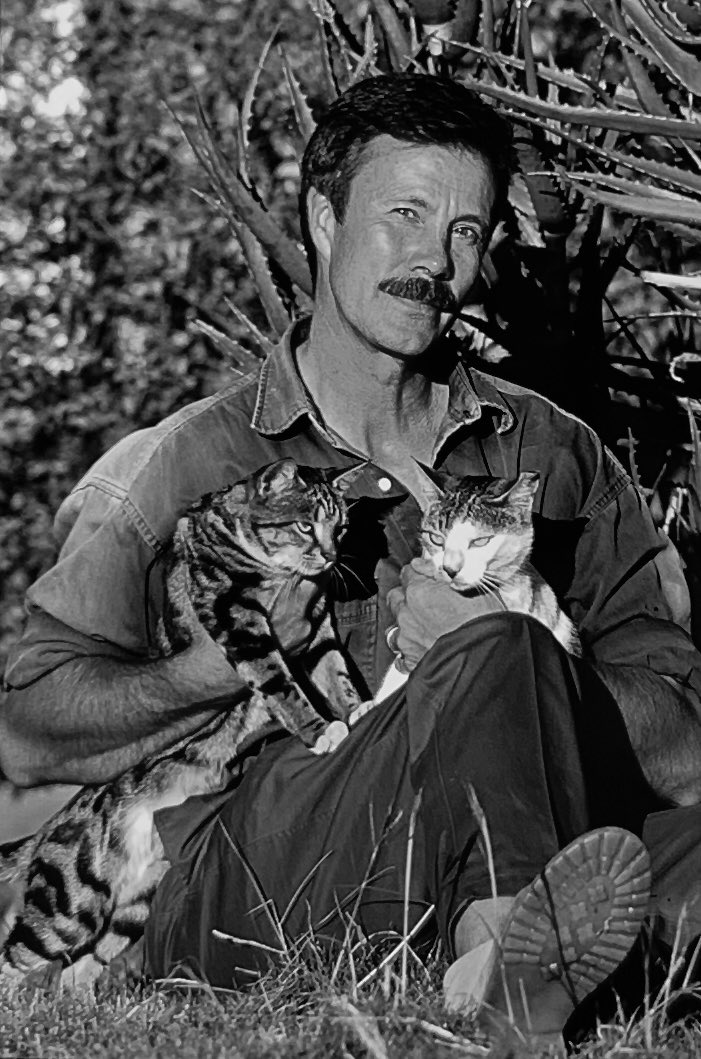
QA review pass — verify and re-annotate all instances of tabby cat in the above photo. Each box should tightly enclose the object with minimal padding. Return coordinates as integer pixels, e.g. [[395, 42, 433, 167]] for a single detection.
[[0, 459, 363, 988], [375, 471, 580, 702]]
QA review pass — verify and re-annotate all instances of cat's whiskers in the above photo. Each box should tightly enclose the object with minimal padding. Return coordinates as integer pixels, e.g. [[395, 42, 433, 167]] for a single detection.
[[336, 560, 373, 595]]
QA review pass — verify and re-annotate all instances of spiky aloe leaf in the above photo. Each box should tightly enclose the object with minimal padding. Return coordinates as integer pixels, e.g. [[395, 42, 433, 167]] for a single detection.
[[448, 0, 481, 50], [309, 0, 340, 100], [459, 78, 701, 140], [640, 270, 701, 290], [192, 319, 264, 374], [224, 297, 278, 359], [232, 217, 292, 337], [482, 0, 495, 51], [647, 0, 701, 42], [370, 0, 412, 68], [566, 181, 701, 225], [564, 171, 696, 199], [280, 49, 317, 143], [607, 0, 677, 116], [665, 0, 701, 34], [313, 0, 364, 57], [238, 29, 279, 189], [457, 42, 610, 99], [622, 0, 701, 94], [581, 0, 664, 69], [350, 17, 381, 83], [174, 100, 313, 296], [508, 175, 546, 247], [552, 128, 701, 197], [517, 2, 538, 97], [514, 133, 572, 236], [686, 403, 701, 533]]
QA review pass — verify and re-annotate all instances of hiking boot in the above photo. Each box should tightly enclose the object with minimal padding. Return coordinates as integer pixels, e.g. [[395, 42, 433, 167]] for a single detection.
[[444, 827, 651, 1050]]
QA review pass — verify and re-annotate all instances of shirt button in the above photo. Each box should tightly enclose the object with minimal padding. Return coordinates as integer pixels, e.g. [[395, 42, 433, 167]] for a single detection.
[[377, 476, 392, 492]]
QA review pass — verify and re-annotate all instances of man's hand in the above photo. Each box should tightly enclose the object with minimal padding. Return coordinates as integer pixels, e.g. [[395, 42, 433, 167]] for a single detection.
[[386, 558, 504, 673]]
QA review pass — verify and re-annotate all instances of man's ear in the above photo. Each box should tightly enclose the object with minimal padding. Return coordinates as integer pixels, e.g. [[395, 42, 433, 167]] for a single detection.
[[306, 188, 336, 268]]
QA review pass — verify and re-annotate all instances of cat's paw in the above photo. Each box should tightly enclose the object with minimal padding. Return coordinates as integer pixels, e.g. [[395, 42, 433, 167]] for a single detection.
[[311, 720, 349, 755]]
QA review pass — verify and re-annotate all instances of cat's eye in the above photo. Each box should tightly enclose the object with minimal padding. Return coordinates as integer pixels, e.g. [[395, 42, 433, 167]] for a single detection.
[[422, 530, 445, 547], [296, 522, 314, 536], [470, 536, 490, 548]]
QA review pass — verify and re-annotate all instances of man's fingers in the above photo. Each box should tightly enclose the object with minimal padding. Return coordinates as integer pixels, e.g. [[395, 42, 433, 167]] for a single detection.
[[386, 585, 405, 619]]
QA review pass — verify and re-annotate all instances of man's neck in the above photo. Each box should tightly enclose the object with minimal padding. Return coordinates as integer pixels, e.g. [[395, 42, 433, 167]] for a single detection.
[[296, 312, 451, 467]]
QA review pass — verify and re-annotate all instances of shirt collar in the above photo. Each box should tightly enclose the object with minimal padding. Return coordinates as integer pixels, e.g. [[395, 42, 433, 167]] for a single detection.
[[250, 319, 515, 439]]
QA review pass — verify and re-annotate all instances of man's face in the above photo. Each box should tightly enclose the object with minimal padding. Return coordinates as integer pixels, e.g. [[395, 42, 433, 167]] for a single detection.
[[313, 135, 495, 359]]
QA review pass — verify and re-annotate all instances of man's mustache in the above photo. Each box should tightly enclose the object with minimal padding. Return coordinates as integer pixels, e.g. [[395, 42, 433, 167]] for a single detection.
[[378, 275, 457, 313]]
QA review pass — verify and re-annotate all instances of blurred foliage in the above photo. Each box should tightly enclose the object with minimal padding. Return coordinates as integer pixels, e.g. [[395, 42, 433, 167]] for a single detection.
[[2, 0, 701, 668], [0, 0, 329, 665]]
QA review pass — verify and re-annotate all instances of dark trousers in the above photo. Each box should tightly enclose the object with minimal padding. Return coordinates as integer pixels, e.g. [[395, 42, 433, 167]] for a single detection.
[[144, 613, 677, 989]]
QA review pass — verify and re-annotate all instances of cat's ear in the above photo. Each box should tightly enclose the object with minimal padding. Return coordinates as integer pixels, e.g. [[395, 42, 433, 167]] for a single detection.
[[328, 462, 367, 494], [489, 472, 540, 508], [255, 459, 301, 497]]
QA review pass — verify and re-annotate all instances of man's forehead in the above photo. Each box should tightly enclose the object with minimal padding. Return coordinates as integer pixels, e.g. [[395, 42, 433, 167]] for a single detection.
[[349, 134, 493, 204]]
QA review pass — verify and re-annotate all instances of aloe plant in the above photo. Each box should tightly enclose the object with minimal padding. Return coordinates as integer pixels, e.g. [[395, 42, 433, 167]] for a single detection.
[[182, 0, 700, 552]]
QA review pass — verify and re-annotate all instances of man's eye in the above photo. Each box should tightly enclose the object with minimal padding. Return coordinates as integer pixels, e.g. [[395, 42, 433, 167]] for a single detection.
[[296, 522, 314, 536], [392, 207, 419, 220], [469, 536, 490, 547], [453, 226, 481, 245]]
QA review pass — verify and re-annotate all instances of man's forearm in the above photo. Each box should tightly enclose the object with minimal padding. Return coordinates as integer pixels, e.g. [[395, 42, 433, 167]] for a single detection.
[[0, 638, 245, 787], [593, 662, 701, 806]]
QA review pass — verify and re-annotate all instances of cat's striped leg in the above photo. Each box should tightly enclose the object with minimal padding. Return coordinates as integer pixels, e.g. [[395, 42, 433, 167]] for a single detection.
[[305, 612, 364, 722]]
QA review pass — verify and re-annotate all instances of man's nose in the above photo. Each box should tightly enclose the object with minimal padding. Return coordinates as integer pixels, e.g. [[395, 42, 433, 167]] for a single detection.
[[408, 233, 452, 279], [442, 550, 462, 578]]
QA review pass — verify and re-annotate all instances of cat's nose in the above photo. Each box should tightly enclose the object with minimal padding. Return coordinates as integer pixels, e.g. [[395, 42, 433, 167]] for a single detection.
[[442, 551, 462, 579]]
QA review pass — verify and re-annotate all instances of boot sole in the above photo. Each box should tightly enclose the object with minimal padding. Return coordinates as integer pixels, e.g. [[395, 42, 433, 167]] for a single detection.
[[502, 826, 651, 1005]]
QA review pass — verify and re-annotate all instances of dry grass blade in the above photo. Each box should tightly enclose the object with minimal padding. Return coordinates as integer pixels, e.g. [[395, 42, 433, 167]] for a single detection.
[[333, 996, 390, 1059], [355, 905, 435, 989], [216, 817, 288, 953], [401, 790, 422, 999]]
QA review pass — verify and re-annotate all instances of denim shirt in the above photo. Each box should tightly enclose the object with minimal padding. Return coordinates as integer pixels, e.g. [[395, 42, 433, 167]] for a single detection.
[[5, 323, 700, 703]]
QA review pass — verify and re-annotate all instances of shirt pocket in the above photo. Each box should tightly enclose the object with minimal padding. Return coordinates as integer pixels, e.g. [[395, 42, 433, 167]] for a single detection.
[[333, 598, 378, 698]]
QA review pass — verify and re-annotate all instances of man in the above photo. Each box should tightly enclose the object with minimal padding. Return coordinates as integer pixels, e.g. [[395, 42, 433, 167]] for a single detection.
[[2, 73, 701, 1046]]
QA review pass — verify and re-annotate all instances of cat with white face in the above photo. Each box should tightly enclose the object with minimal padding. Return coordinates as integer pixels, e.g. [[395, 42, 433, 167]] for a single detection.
[[374, 471, 580, 704], [422, 472, 539, 594]]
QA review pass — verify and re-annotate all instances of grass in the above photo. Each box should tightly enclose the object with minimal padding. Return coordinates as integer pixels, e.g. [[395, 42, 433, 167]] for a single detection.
[[2, 936, 701, 1059], [3, 801, 701, 1056]]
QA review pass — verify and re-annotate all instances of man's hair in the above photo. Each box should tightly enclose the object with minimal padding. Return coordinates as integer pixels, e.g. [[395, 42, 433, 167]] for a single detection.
[[299, 72, 514, 282]]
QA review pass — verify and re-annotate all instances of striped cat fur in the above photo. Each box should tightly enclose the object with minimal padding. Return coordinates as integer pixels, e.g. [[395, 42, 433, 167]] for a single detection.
[[0, 459, 363, 988]]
